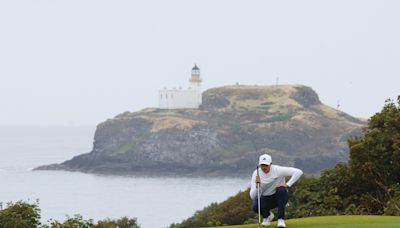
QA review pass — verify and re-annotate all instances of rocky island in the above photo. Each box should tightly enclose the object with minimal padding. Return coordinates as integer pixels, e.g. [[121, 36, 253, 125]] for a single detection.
[[35, 85, 364, 175]]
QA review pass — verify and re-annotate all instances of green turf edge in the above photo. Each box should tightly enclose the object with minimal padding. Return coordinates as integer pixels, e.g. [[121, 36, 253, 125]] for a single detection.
[[207, 215, 400, 228]]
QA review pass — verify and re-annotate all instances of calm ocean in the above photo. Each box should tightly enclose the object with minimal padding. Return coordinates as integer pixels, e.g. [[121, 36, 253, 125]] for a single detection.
[[0, 126, 249, 228]]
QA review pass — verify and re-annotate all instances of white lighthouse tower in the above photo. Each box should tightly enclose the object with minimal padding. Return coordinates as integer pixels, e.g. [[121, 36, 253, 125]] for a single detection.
[[189, 64, 202, 107], [158, 64, 203, 109]]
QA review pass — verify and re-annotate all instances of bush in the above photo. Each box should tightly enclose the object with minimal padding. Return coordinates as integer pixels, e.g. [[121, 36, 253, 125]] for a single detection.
[[94, 217, 140, 228], [0, 201, 140, 228], [170, 190, 253, 228], [47, 214, 93, 228], [384, 190, 400, 216], [47, 215, 140, 228], [0, 200, 41, 228]]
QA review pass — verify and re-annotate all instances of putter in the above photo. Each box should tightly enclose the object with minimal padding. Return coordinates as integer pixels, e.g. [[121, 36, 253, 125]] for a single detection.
[[257, 165, 261, 228]]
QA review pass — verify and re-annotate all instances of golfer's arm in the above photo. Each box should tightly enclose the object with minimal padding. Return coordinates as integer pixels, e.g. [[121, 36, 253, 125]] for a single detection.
[[280, 167, 303, 187], [249, 172, 257, 200]]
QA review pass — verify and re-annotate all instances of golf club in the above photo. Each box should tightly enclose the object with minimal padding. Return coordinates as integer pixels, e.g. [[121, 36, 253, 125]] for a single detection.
[[257, 165, 261, 228]]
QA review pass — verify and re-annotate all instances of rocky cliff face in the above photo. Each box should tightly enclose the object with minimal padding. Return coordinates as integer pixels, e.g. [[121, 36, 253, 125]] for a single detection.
[[35, 85, 364, 175]]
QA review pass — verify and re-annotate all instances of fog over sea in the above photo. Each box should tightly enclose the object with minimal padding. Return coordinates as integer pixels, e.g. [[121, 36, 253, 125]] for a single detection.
[[0, 126, 249, 228]]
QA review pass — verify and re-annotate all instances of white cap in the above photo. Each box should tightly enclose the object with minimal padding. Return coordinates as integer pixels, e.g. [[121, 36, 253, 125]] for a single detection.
[[259, 154, 272, 165]]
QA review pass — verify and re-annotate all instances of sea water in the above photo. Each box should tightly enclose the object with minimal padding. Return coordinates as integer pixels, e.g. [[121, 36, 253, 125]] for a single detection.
[[0, 126, 249, 228]]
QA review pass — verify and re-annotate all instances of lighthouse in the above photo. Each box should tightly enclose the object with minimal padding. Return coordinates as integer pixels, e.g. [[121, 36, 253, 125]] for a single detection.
[[189, 64, 202, 107], [158, 64, 203, 109]]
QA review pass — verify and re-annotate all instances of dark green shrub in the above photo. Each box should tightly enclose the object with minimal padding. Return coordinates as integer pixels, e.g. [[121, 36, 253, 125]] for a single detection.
[[0, 200, 41, 228]]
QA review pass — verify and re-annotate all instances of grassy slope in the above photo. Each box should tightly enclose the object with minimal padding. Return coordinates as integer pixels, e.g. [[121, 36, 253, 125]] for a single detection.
[[213, 216, 400, 228]]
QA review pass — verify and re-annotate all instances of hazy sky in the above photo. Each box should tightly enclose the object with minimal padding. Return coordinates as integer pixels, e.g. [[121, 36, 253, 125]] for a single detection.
[[1, 0, 399, 126]]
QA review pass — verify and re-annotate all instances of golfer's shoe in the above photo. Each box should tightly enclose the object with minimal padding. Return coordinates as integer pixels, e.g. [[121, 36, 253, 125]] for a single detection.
[[277, 219, 286, 228], [261, 212, 274, 226]]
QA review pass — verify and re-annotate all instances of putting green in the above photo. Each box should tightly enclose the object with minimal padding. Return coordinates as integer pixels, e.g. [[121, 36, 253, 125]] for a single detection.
[[212, 215, 400, 228]]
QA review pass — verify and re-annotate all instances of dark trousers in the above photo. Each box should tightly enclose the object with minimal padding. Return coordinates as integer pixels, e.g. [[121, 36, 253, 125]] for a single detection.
[[252, 186, 288, 219]]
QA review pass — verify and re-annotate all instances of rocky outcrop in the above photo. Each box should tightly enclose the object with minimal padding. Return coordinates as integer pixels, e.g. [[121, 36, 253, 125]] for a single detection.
[[291, 85, 322, 107], [34, 85, 365, 175]]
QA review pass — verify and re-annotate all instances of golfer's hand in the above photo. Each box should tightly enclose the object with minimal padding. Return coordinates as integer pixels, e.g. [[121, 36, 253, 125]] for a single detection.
[[255, 175, 260, 186], [276, 183, 288, 188]]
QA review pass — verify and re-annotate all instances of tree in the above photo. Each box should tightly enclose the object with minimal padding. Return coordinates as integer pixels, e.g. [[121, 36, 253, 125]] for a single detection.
[[0, 201, 41, 228], [94, 217, 140, 228], [348, 96, 400, 213]]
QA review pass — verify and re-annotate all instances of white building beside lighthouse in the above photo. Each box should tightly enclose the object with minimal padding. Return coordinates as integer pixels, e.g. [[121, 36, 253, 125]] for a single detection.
[[159, 64, 202, 109]]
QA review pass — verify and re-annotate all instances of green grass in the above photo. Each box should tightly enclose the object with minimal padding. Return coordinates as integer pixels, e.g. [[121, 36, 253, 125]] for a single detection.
[[213, 215, 400, 228]]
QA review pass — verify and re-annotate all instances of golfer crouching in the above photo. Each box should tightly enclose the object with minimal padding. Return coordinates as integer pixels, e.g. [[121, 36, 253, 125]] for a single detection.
[[250, 154, 303, 227]]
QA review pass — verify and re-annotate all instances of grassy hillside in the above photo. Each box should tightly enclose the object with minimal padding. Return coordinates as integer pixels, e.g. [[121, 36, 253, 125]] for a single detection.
[[213, 216, 400, 228]]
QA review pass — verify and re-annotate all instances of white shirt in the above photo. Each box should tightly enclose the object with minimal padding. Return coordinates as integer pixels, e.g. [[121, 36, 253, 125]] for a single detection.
[[249, 165, 303, 200]]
